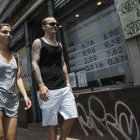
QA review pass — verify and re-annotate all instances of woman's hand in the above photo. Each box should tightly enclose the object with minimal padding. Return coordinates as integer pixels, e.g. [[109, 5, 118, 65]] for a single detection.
[[24, 96, 32, 110]]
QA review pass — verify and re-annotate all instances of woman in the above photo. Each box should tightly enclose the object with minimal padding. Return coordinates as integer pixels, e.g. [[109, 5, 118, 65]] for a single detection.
[[0, 23, 31, 140]]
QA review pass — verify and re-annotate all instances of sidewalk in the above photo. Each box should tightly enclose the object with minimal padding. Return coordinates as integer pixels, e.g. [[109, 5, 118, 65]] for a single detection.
[[17, 127, 46, 140], [17, 123, 80, 140]]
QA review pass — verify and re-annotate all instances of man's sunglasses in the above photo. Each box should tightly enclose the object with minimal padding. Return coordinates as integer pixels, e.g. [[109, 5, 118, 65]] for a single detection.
[[47, 22, 59, 27]]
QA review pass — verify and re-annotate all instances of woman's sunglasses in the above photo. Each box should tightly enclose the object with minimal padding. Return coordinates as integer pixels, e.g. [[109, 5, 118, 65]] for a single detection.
[[47, 22, 59, 27]]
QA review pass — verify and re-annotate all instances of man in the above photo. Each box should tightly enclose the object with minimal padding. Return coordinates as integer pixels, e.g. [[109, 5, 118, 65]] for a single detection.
[[31, 17, 78, 140]]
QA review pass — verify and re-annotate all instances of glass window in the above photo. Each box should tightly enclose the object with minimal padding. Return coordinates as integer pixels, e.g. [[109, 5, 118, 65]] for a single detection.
[[58, 0, 133, 92]]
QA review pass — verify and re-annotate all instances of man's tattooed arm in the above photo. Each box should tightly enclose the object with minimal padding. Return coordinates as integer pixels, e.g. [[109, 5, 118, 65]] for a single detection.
[[31, 39, 44, 88]]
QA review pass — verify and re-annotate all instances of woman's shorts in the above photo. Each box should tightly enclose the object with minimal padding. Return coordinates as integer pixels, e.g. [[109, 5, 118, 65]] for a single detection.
[[0, 91, 19, 117], [37, 86, 78, 126]]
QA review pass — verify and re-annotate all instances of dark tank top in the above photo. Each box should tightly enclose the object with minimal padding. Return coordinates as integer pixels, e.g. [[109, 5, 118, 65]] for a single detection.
[[39, 38, 66, 89]]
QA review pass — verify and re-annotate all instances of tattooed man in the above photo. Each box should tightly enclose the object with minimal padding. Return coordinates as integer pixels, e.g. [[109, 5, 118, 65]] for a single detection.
[[31, 17, 78, 140]]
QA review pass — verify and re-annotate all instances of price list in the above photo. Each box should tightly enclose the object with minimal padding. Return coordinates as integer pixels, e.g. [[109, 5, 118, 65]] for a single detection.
[[68, 27, 128, 73]]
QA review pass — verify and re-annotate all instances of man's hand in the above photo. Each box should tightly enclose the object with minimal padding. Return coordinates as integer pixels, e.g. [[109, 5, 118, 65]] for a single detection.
[[67, 83, 72, 92], [24, 96, 32, 110], [39, 85, 50, 101]]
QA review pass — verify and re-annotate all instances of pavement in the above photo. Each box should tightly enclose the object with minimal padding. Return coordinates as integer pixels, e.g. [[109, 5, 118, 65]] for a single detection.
[[17, 125, 80, 140], [17, 127, 47, 140]]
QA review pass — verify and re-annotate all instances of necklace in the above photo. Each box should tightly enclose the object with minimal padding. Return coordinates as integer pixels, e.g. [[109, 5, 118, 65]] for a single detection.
[[43, 36, 58, 46]]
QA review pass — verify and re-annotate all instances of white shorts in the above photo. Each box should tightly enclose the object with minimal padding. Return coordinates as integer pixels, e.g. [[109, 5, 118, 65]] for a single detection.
[[37, 86, 78, 126]]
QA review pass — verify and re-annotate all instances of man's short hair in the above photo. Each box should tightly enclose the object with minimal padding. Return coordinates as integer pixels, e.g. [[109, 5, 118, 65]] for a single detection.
[[0, 23, 12, 30], [42, 17, 56, 25]]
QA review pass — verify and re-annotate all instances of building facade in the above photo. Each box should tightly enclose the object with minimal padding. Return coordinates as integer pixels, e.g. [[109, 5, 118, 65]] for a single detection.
[[0, 0, 140, 139]]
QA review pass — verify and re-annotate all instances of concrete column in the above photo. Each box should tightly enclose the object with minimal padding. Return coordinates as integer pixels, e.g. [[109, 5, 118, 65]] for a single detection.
[[47, 0, 53, 16], [125, 36, 140, 85], [24, 21, 37, 122]]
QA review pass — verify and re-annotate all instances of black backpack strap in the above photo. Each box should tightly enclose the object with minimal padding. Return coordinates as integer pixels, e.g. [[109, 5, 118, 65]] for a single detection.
[[12, 52, 18, 66]]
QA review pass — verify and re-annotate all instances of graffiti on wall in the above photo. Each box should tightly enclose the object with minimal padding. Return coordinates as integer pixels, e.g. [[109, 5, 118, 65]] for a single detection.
[[117, 0, 138, 15], [77, 96, 140, 140], [115, 0, 140, 39], [123, 19, 140, 37]]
